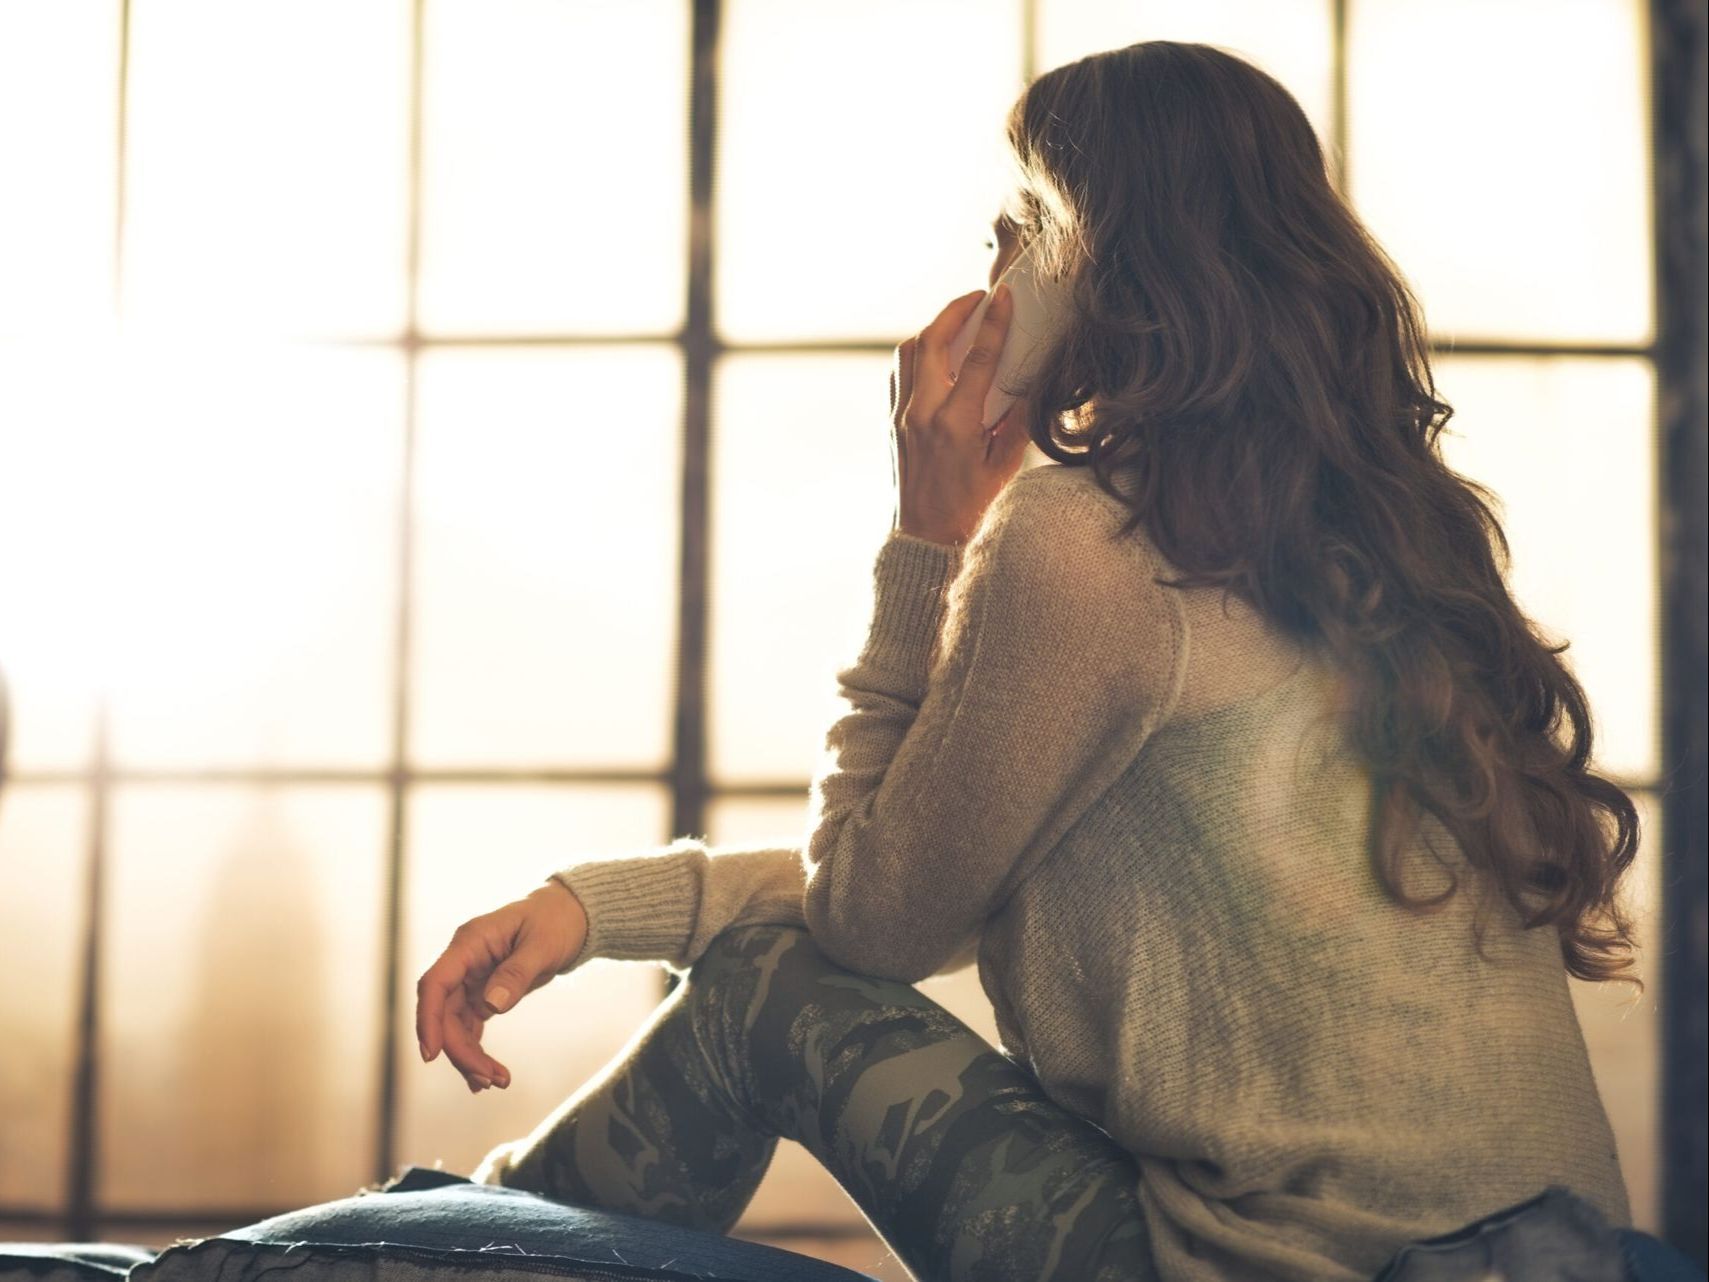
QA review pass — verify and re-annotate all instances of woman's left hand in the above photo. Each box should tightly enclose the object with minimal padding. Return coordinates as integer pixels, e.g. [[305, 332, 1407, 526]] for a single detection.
[[414, 882, 588, 1092], [889, 283, 1031, 546]]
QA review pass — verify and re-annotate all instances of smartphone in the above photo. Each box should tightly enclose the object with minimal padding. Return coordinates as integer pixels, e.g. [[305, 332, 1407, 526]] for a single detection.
[[946, 238, 1072, 431]]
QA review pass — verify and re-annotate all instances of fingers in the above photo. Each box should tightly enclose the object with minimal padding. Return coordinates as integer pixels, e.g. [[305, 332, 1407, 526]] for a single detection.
[[418, 962, 505, 1091], [415, 945, 468, 1064], [415, 915, 508, 1063], [441, 985, 511, 1092], [889, 337, 913, 427], [983, 401, 1031, 468], [939, 282, 1013, 426], [414, 903, 561, 1093], [912, 288, 989, 393], [479, 934, 562, 1016]]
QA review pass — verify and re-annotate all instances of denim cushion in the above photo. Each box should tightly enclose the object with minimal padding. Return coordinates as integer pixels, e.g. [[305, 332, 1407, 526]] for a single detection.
[[13, 1174, 1701, 1282], [1373, 1185, 1707, 1282], [127, 1169, 879, 1282], [0, 1244, 157, 1282], [1618, 1230, 1709, 1282]]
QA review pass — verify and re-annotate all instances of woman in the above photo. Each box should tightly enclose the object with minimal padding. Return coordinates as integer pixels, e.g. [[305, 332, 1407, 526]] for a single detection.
[[413, 41, 1637, 1282]]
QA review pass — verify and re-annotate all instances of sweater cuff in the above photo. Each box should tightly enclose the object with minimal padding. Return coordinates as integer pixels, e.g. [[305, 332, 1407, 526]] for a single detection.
[[548, 837, 707, 973], [858, 531, 965, 686]]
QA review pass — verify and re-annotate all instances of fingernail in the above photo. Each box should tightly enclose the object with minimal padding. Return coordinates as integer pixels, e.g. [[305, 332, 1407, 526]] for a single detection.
[[471, 1074, 491, 1090], [486, 986, 510, 1011], [419, 1043, 430, 1063], [994, 283, 1012, 306]]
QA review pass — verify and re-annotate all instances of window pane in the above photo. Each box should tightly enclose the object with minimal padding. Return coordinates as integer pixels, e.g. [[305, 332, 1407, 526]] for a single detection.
[[411, 347, 680, 768], [705, 794, 809, 850], [0, 3, 120, 338], [1435, 356, 1656, 781], [1349, 0, 1650, 344], [718, 0, 1023, 342], [419, 0, 688, 337], [710, 355, 894, 782], [98, 785, 388, 1209], [0, 785, 88, 1210], [1036, 0, 1335, 144], [123, 0, 410, 338], [0, 343, 108, 770], [1571, 790, 1661, 1231], [105, 344, 403, 770], [396, 785, 668, 1177]]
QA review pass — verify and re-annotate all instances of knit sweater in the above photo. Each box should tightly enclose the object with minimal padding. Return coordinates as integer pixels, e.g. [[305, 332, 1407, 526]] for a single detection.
[[549, 461, 1631, 1281]]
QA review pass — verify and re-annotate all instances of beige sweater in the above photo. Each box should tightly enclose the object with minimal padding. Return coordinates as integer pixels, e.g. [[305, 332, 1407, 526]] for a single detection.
[[550, 461, 1631, 1280]]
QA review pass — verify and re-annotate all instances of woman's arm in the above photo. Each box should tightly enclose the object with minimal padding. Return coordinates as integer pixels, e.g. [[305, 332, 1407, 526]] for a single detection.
[[798, 465, 1186, 979], [548, 840, 809, 975], [552, 464, 1187, 983]]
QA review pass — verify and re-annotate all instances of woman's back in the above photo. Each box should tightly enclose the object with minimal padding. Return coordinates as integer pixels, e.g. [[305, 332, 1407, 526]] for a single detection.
[[973, 463, 1631, 1281]]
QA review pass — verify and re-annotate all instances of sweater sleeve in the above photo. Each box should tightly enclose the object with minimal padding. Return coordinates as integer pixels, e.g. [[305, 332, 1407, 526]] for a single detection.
[[797, 466, 1187, 981], [548, 465, 1187, 982], [547, 838, 810, 976]]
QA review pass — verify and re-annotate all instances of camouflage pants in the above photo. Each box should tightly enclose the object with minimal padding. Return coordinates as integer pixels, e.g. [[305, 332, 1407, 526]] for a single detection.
[[474, 923, 1154, 1282]]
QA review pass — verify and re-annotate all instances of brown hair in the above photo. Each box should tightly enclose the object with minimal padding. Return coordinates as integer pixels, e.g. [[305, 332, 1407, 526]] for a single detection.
[[1003, 41, 1639, 983]]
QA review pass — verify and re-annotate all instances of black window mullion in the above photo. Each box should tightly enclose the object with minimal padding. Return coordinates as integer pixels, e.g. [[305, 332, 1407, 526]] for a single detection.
[[64, 707, 109, 1242], [1331, 0, 1349, 196], [670, 0, 720, 864], [371, 0, 428, 1188], [1651, 0, 1708, 1264], [62, 0, 133, 1242]]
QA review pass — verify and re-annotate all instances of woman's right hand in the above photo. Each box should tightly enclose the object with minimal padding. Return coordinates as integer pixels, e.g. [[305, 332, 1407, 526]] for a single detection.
[[414, 881, 588, 1092]]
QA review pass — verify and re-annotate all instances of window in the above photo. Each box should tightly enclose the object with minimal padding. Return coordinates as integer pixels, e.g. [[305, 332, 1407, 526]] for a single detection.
[[0, 0, 1677, 1255]]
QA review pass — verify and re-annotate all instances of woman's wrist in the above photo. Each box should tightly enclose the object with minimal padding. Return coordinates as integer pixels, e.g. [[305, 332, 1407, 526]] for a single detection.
[[531, 879, 589, 972]]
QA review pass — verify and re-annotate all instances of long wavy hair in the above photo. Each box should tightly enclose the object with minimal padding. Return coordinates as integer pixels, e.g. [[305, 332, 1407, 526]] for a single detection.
[[1002, 41, 1639, 983]]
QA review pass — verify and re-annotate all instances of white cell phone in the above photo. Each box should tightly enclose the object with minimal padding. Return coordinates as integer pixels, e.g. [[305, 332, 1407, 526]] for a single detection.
[[945, 238, 1072, 431]]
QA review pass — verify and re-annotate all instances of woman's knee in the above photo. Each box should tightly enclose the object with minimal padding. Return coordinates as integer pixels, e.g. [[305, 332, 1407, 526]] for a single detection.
[[688, 922, 827, 1010], [665, 924, 818, 1134], [469, 1137, 521, 1188]]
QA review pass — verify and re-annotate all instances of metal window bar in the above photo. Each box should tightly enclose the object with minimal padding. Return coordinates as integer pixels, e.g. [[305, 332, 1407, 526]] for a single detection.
[[0, 0, 1693, 1254], [1650, 0, 1709, 1265]]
